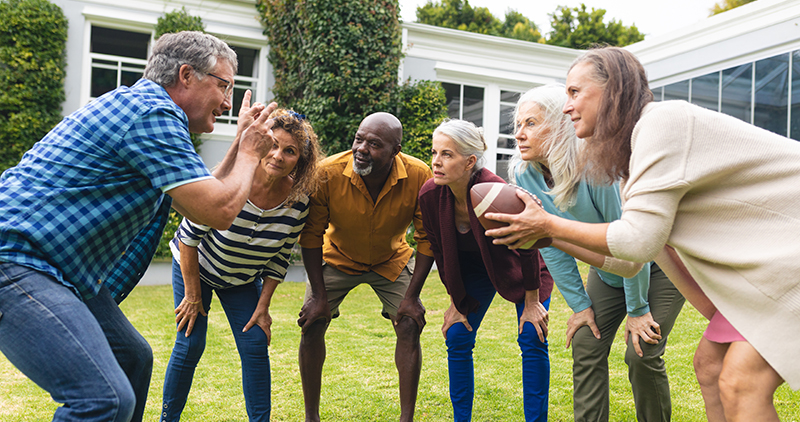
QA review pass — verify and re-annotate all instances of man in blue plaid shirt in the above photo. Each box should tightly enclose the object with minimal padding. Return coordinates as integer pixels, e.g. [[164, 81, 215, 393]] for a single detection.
[[0, 31, 277, 422]]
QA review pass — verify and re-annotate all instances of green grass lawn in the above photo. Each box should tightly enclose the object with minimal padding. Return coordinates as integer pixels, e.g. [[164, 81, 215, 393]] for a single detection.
[[2, 266, 799, 421]]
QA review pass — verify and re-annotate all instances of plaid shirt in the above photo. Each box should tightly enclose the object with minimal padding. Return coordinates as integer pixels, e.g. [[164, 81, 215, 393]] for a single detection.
[[0, 79, 211, 301]]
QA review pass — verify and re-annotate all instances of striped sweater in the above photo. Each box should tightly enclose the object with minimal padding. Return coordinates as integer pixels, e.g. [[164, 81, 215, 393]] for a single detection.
[[170, 197, 309, 288]]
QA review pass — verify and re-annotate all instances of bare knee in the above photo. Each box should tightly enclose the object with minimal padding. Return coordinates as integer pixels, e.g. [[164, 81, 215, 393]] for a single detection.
[[300, 319, 328, 348], [694, 348, 722, 388], [393, 317, 420, 345]]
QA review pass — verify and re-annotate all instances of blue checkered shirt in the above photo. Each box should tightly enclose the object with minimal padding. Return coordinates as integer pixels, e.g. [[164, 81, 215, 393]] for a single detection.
[[0, 79, 211, 301]]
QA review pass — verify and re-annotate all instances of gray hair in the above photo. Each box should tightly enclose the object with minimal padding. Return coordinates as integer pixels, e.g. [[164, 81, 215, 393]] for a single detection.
[[508, 83, 584, 211], [144, 31, 238, 88], [433, 119, 487, 173]]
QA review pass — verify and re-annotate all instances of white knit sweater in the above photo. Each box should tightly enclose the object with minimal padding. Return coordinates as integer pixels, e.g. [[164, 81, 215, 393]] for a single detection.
[[607, 100, 800, 389]]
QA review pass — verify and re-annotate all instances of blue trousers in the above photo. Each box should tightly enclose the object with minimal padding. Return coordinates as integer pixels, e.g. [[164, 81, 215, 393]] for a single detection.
[[0, 262, 152, 422], [161, 259, 270, 422], [445, 272, 550, 422]]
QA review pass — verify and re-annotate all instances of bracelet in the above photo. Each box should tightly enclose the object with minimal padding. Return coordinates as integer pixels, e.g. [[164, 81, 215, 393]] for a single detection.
[[185, 299, 201, 305]]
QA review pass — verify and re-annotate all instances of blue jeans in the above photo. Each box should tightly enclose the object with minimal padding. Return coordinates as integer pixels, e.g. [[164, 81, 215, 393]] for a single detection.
[[446, 272, 550, 422], [161, 259, 270, 422], [0, 262, 153, 422]]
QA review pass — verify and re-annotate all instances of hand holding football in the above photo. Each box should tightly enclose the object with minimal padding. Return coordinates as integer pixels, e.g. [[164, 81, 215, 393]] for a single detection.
[[470, 182, 552, 249]]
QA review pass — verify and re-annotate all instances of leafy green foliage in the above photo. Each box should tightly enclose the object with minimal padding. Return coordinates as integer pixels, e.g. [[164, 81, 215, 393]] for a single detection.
[[153, 8, 207, 260], [416, 0, 542, 43], [154, 6, 205, 38], [258, 0, 447, 160], [259, 0, 400, 154], [154, 209, 183, 261], [546, 4, 644, 49], [710, 0, 757, 15], [0, 0, 66, 173], [394, 79, 448, 165]]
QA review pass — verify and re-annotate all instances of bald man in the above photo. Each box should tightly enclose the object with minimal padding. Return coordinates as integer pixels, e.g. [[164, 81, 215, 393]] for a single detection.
[[297, 112, 435, 422]]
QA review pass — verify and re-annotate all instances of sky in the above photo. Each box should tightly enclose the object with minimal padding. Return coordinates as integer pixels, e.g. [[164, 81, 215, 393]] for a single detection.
[[399, 0, 721, 39]]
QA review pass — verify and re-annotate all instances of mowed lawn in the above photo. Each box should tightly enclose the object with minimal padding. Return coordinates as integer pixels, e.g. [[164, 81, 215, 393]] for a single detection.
[[2, 264, 799, 421]]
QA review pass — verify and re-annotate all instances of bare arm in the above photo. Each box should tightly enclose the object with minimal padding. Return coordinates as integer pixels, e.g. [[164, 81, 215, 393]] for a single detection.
[[655, 245, 716, 320], [213, 91, 266, 179], [168, 102, 277, 229], [175, 241, 208, 336], [243, 277, 280, 344], [297, 247, 331, 332], [395, 252, 435, 333], [551, 239, 644, 278], [485, 189, 611, 255], [519, 289, 548, 343]]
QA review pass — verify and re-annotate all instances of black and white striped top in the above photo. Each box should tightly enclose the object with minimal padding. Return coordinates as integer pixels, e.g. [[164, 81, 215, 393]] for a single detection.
[[170, 196, 309, 289]]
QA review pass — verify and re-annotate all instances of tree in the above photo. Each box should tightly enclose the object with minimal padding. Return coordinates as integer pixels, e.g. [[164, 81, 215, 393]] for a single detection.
[[0, 0, 66, 173], [546, 4, 643, 49], [501, 10, 542, 43], [710, 0, 757, 15], [258, 0, 447, 157], [416, 0, 542, 42], [154, 6, 205, 38], [416, 0, 499, 36]]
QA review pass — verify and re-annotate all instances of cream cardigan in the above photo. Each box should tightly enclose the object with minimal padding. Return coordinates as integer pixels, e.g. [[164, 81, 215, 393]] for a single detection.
[[607, 101, 800, 389]]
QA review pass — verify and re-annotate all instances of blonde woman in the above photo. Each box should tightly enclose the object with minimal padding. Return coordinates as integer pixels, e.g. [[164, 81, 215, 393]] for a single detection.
[[418, 119, 553, 421], [490, 47, 800, 422], [507, 83, 685, 421]]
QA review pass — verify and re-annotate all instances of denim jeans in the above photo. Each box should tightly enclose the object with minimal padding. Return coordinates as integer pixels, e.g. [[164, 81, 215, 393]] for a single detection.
[[0, 262, 153, 422], [445, 271, 550, 422], [161, 259, 270, 422]]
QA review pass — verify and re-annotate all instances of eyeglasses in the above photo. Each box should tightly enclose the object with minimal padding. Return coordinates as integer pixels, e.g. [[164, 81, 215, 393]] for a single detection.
[[205, 72, 233, 99]]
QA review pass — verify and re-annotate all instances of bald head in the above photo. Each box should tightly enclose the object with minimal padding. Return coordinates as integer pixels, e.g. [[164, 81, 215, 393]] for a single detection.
[[360, 112, 402, 147]]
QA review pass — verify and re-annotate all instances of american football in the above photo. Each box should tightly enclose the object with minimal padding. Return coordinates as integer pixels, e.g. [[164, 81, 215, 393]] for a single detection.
[[470, 182, 553, 249]]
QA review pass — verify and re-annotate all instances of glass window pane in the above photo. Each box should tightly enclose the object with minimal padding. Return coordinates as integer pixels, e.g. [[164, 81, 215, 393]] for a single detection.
[[651, 86, 663, 102], [495, 153, 513, 182], [442, 82, 461, 119], [91, 27, 150, 59], [792, 51, 800, 141], [664, 80, 689, 101], [499, 105, 515, 135], [691, 72, 720, 112], [121, 70, 143, 88], [91, 67, 117, 98], [231, 46, 258, 78], [496, 136, 516, 149], [500, 90, 520, 103], [721, 63, 752, 123], [463, 85, 484, 126], [754, 54, 789, 137]]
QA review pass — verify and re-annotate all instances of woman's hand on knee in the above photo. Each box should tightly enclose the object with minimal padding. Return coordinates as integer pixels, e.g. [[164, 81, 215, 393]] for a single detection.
[[625, 312, 661, 357], [175, 297, 208, 337], [442, 301, 471, 340], [520, 301, 549, 343], [566, 307, 600, 348]]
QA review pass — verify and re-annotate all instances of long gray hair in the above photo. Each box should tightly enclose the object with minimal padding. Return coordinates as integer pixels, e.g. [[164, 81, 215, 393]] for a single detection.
[[508, 83, 584, 210], [433, 119, 488, 174], [144, 31, 238, 88]]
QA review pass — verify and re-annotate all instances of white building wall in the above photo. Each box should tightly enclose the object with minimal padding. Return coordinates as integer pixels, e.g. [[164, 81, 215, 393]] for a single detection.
[[43, 0, 800, 171], [49, 0, 270, 168]]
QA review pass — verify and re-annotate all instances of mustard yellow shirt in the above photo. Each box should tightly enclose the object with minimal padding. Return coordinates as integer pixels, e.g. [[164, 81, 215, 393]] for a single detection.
[[299, 150, 433, 281]]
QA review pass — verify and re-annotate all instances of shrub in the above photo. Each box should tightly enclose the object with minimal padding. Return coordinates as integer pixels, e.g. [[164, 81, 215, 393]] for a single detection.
[[257, 0, 447, 161], [154, 6, 205, 38], [0, 0, 66, 173]]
